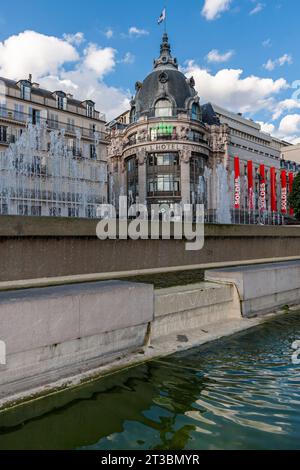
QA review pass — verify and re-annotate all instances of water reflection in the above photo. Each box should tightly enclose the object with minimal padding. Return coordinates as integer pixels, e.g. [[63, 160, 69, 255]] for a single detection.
[[0, 313, 300, 450]]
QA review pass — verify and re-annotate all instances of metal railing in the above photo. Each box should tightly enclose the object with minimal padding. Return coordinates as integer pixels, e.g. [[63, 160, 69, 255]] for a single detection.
[[0, 108, 107, 141]]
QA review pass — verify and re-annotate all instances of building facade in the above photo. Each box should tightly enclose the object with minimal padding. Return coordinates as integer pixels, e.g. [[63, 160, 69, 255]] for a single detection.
[[108, 34, 296, 223], [0, 76, 108, 218]]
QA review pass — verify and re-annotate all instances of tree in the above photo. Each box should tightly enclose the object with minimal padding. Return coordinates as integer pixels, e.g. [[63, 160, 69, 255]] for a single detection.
[[288, 173, 300, 220]]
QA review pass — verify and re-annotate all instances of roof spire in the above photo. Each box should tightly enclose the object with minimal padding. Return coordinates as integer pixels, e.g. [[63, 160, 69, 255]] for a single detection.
[[153, 33, 178, 70]]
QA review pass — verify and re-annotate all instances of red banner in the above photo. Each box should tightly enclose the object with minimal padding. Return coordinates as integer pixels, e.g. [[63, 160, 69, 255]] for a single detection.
[[281, 170, 287, 214], [247, 160, 254, 211], [259, 164, 266, 212], [289, 172, 294, 216], [234, 157, 241, 209], [270, 167, 277, 212]]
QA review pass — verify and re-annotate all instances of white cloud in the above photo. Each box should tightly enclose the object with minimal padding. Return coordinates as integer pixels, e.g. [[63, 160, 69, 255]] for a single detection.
[[256, 121, 275, 135], [0, 30, 79, 80], [206, 49, 234, 63], [262, 38, 272, 48], [202, 0, 233, 20], [63, 32, 85, 46], [279, 114, 300, 136], [263, 53, 293, 71], [83, 44, 116, 77], [0, 30, 130, 120], [184, 61, 288, 114], [104, 28, 114, 39], [121, 52, 135, 64], [272, 99, 300, 121], [250, 3, 265, 15], [128, 27, 149, 37]]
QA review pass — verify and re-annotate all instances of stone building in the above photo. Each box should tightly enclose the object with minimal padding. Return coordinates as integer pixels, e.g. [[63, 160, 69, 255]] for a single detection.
[[0, 75, 108, 217], [108, 34, 292, 219]]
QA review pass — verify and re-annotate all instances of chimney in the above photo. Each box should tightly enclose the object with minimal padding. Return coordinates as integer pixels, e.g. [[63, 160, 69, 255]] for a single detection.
[[28, 74, 32, 83], [67, 93, 73, 99]]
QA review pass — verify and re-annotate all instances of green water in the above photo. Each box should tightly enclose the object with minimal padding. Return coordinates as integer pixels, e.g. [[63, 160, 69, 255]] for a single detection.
[[1, 312, 300, 450]]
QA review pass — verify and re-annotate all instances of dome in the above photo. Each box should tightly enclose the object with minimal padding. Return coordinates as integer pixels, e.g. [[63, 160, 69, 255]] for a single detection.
[[130, 34, 199, 120]]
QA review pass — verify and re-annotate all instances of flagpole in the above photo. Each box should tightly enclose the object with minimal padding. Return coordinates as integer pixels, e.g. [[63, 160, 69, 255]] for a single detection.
[[164, 5, 167, 34]]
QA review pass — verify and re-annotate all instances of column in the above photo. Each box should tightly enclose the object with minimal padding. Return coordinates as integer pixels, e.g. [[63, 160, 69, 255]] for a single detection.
[[180, 149, 191, 205], [138, 149, 147, 205]]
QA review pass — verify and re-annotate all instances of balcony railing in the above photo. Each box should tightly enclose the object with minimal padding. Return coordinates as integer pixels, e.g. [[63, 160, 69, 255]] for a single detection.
[[0, 134, 16, 145], [0, 108, 107, 141]]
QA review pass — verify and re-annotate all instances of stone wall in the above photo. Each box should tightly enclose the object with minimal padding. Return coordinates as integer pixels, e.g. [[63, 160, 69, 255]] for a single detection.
[[1, 216, 300, 282]]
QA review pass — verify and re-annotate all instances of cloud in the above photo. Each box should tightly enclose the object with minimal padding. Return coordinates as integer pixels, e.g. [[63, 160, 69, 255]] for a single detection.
[[128, 27, 149, 37], [256, 121, 275, 135], [263, 53, 293, 71], [63, 32, 85, 46], [104, 28, 114, 39], [0, 30, 79, 79], [0, 30, 130, 120], [206, 49, 234, 63], [262, 38, 272, 48], [250, 2, 265, 15], [83, 44, 116, 77], [184, 60, 288, 114], [121, 52, 135, 64], [279, 114, 300, 136], [272, 99, 300, 121], [202, 0, 233, 20]]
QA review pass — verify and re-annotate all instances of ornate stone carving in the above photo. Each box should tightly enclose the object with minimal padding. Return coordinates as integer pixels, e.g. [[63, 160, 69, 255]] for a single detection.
[[179, 149, 190, 164], [178, 126, 189, 140], [137, 148, 147, 166], [159, 71, 169, 84]]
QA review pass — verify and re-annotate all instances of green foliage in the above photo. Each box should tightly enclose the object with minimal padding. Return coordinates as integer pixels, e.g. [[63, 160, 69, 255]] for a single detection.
[[288, 173, 300, 220]]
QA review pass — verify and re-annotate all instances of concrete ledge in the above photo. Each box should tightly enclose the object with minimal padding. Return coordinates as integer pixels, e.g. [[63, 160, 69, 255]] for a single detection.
[[205, 260, 300, 317], [0, 281, 154, 398], [152, 282, 240, 340]]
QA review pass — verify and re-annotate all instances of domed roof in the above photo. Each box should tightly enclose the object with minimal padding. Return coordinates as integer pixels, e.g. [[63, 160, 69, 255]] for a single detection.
[[131, 34, 198, 117]]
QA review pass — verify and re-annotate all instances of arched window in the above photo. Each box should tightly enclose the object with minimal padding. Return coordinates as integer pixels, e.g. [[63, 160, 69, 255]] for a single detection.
[[130, 107, 137, 123], [191, 103, 201, 121], [154, 99, 172, 118]]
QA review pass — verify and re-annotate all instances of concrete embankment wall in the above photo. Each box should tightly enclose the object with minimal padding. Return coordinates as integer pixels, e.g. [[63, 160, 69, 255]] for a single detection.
[[1, 216, 300, 282], [206, 260, 300, 317], [0, 281, 153, 399], [1, 260, 300, 407]]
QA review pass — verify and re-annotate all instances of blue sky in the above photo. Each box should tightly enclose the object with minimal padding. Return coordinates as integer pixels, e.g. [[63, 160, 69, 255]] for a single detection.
[[0, 0, 299, 141]]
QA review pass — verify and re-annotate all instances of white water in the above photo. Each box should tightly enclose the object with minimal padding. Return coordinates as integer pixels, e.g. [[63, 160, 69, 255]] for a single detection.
[[0, 123, 107, 218]]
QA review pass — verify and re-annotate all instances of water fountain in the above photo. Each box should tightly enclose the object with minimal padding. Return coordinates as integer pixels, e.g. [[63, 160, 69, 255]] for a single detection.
[[0, 122, 107, 218]]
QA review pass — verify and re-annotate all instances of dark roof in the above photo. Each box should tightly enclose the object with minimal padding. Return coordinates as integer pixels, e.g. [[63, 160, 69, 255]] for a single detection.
[[134, 68, 196, 114], [201, 103, 220, 126]]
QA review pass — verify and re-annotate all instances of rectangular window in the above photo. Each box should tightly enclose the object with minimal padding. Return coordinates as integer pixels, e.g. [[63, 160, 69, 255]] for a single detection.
[[49, 113, 59, 130], [0, 126, 7, 143], [21, 84, 31, 101], [0, 103, 7, 118], [14, 104, 25, 122], [67, 118, 75, 132], [90, 144, 97, 159], [57, 96, 67, 110], [87, 104, 94, 118]]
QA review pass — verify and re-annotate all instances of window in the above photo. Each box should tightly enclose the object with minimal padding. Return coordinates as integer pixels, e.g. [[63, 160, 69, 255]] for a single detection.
[[154, 99, 173, 117], [191, 103, 201, 121], [21, 83, 31, 101], [49, 113, 59, 130], [56, 95, 67, 110], [126, 156, 138, 204], [14, 104, 25, 122], [147, 152, 180, 197], [189, 129, 204, 143], [190, 153, 207, 205], [30, 108, 40, 125], [0, 126, 7, 143], [89, 123, 96, 137], [87, 103, 94, 118], [130, 107, 137, 123], [0, 103, 7, 118], [90, 144, 97, 159], [67, 118, 75, 133]]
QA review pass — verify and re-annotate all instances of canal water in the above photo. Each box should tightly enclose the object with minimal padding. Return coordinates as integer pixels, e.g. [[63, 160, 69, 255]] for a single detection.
[[0, 312, 300, 450]]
